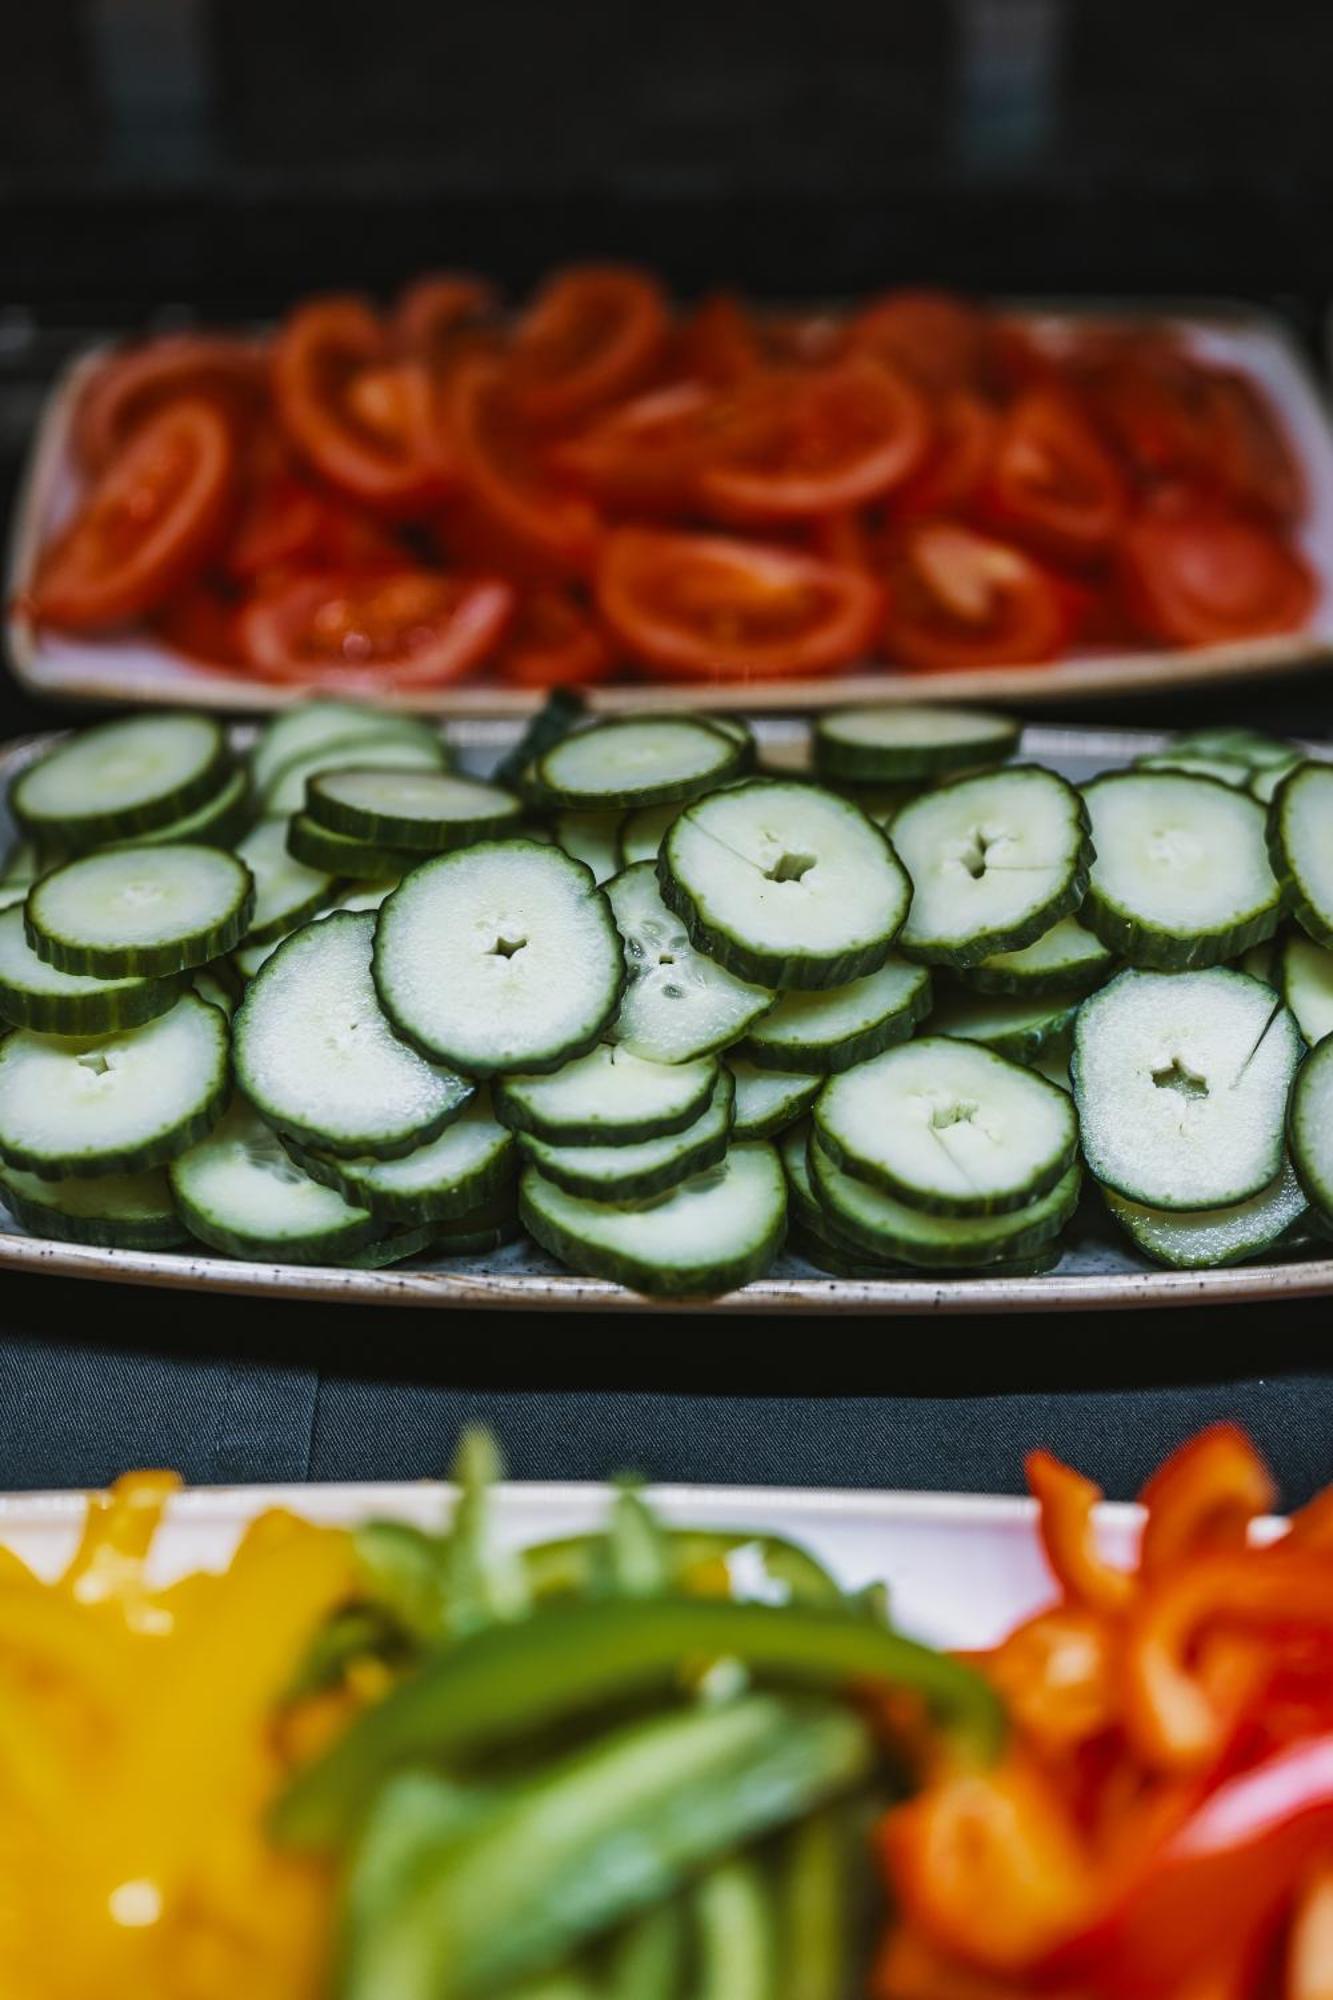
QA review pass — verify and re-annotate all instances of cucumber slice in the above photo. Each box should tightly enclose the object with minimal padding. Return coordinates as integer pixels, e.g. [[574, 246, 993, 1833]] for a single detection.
[[1134, 752, 1251, 789], [1268, 761, 1333, 950], [26, 845, 254, 978], [374, 841, 624, 1076], [1289, 1036, 1333, 1221], [961, 915, 1114, 998], [1250, 758, 1304, 806], [0, 1161, 185, 1250], [1, 841, 38, 885], [434, 1187, 523, 1256], [0, 992, 227, 1177], [828, 782, 919, 827], [814, 1037, 1077, 1217], [619, 801, 682, 867], [1280, 932, 1333, 1046], [341, 1220, 442, 1268], [286, 814, 412, 880], [1173, 726, 1300, 771], [233, 934, 284, 981], [261, 733, 447, 817], [282, 1091, 515, 1225], [1240, 938, 1279, 987], [740, 958, 930, 1074], [236, 817, 337, 945], [811, 1132, 1080, 1268], [607, 864, 773, 1065], [131, 764, 253, 849], [728, 1059, 821, 1140], [0, 905, 181, 1035], [520, 1140, 787, 1296], [1033, 1048, 1071, 1093], [306, 769, 522, 852], [791, 1222, 1061, 1280], [1072, 966, 1300, 1210], [779, 1121, 847, 1245], [703, 713, 757, 770], [1103, 1155, 1308, 1270], [337, 879, 403, 914], [537, 717, 741, 808], [554, 811, 624, 885], [170, 1098, 381, 1262], [496, 1044, 719, 1144], [492, 688, 587, 789], [518, 1069, 735, 1200], [192, 966, 236, 1018], [813, 705, 1018, 784], [927, 984, 1082, 1065], [1083, 771, 1279, 969], [11, 712, 229, 847], [0, 886, 29, 915], [251, 702, 444, 797], [235, 911, 471, 1159], [892, 768, 1092, 970], [660, 782, 910, 990]]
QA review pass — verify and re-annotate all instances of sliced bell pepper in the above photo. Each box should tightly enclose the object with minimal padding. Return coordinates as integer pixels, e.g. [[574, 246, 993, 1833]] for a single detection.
[[1138, 1424, 1276, 1579], [1026, 1451, 1134, 1615]]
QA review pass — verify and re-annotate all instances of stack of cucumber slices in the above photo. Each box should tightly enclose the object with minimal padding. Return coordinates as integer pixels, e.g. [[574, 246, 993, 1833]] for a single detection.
[[2, 698, 1332, 1294]]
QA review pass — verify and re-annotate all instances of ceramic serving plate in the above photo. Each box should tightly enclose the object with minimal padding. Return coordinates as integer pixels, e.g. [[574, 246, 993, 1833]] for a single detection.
[[0, 716, 1330, 1316], [9, 304, 1333, 716]]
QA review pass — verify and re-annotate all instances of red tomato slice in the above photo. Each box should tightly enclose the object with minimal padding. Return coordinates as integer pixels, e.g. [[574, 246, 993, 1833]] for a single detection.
[[1083, 341, 1219, 488], [447, 356, 603, 575], [675, 294, 768, 387], [1118, 502, 1316, 647], [892, 391, 999, 522], [846, 289, 990, 397], [155, 579, 248, 666], [497, 589, 616, 689], [237, 569, 514, 690], [508, 265, 669, 425], [1205, 370, 1305, 522], [32, 398, 237, 631], [696, 358, 931, 525], [883, 521, 1073, 671], [272, 296, 448, 513], [549, 379, 775, 515], [71, 333, 267, 473], [393, 272, 497, 364], [225, 469, 406, 583], [981, 389, 1127, 566], [596, 527, 882, 680]]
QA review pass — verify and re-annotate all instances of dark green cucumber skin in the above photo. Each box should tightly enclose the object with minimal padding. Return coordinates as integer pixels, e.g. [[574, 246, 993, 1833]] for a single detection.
[[731, 1074, 821, 1141], [517, 1073, 735, 1201], [739, 971, 932, 1075], [286, 814, 412, 880], [132, 768, 254, 850], [960, 941, 1115, 1000], [25, 857, 255, 979], [656, 856, 902, 993], [280, 1130, 517, 1226], [1102, 1186, 1308, 1273], [341, 1222, 441, 1268], [536, 718, 742, 810], [171, 1192, 384, 1266], [243, 882, 337, 949], [518, 1167, 788, 1298], [902, 843, 1095, 972], [10, 716, 232, 848], [492, 690, 587, 789], [813, 719, 1017, 786], [0, 970, 183, 1038], [493, 1061, 717, 1146], [790, 1224, 1060, 1280], [0, 1181, 187, 1251], [931, 991, 1081, 1068], [1081, 883, 1280, 972], [434, 1215, 523, 1256], [811, 1136, 1080, 1268], [1288, 1036, 1333, 1219], [1268, 764, 1333, 952], [304, 774, 523, 852]]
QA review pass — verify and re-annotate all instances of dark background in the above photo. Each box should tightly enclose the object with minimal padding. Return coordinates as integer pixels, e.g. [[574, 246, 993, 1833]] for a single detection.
[[1, 0, 1332, 1502]]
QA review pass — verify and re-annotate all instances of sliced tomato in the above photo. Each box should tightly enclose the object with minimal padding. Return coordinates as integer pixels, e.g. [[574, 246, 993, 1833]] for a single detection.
[[71, 333, 267, 473], [1205, 370, 1305, 522], [32, 398, 237, 631], [225, 471, 405, 583], [1084, 342, 1220, 489], [548, 379, 769, 516], [447, 355, 603, 575], [272, 296, 448, 513], [237, 569, 514, 691], [1118, 501, 1316, 648], [392, 272, 497, 364], [154, 578, 248, 666], [674, 293, 768, 386], [809, 509, 879, 572], [507, 264, 669, 425], [596, 526, 882, 680], [892, 392, 999, 522], [496, 589, 616, 688], [883, 522, 1074, 671], [980, 389, 1127, 567], [846, 289, 990, 397], [696, 357, 931, 525]]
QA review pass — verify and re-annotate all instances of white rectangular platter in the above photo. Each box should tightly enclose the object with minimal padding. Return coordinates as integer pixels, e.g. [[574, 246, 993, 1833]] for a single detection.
[[9, 303, 1333, 716], [0, 716, 1330, 1316]]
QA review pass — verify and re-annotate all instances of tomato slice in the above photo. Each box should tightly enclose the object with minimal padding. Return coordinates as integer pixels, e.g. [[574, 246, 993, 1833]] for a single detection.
[[507, 264, 669, 425], [883, 522, 1073, 671], [496, 589, 616, 688], [981, 389, 1127, 566], [71, 333, 267, 473], [155, 578, 248, 667], [237, 569, 514, 690], [846, 289, 990, 397], [272, 296, 448, 513], [1118, 502, 1316, 647], [550, 378, 782, 515], [1205, 370, 1305, 522], [596, 526, 882, 680], [696, 358, 932, 525], [32, 398, 237, 631], [447, 356, 603, 575], [392, 272, 497, 364], [1084, 341, 1220, 489], [893, 392, 999, 522], [675, 293, 768, 386]]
